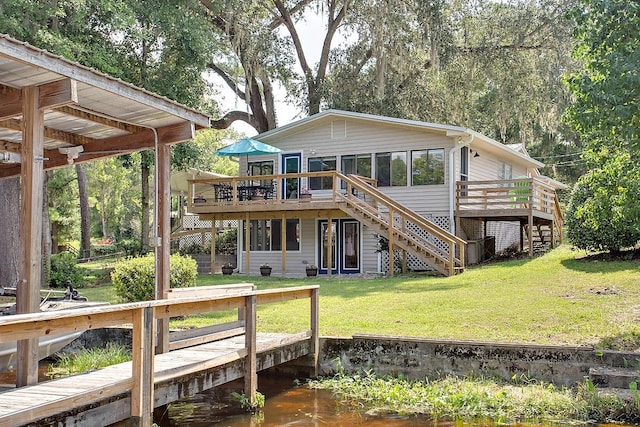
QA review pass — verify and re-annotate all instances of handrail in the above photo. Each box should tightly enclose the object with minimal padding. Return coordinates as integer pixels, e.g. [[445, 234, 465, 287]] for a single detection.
[[0, 285, 319, 425], [337, 173, 465, 273]]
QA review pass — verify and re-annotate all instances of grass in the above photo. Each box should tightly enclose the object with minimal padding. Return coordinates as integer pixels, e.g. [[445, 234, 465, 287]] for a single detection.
[[48, 344, 130, 378], [308, 371, 640, 424], [79, 245, 640, 350]]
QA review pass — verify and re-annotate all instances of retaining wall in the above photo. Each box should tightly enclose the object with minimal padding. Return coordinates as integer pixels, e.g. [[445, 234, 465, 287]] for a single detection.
[[318, 334, 637, 386]]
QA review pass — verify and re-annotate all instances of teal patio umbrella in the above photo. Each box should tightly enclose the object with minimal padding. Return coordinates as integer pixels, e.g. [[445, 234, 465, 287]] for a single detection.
[[215, 137, 282, 175]]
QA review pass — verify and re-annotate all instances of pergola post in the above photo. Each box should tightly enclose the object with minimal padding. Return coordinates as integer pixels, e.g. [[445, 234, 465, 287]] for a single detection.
[[16, 85, 44, 387], [156, 143, 171, 354]]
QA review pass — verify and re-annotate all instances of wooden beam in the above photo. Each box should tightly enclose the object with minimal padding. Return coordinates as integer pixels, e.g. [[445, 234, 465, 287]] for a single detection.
[[16, 85, 43, 387], [211, 216, 217, 274], [0, 86, 21, 120], [0, 140, 20, 154], [0, 118, 94, 146], [0, 121, 196, 179], [38, 78, 77, 109], [54, 105, 145, 133], [131, 306, 155, 425], [0, 79, 77, 121], [244, 213, 250, 274]]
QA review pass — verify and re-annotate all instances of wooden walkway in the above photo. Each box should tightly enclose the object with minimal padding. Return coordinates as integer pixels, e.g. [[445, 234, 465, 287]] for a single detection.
[[0, 285, 319, 427]]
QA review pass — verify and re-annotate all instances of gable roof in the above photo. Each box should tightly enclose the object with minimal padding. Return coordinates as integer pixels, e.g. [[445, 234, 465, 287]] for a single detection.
[[256, 109, 544, 169]]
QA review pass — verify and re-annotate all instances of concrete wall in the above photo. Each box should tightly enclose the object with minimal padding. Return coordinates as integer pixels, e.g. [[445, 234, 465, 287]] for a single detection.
[[318, 335, 635, 387]]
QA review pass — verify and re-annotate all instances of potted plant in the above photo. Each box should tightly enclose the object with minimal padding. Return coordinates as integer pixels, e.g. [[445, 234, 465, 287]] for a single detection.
[[299, 187, 312, 200], [305, 264, 318, 276], [260, 263, 272, 276], [221, 262, 234, 275]]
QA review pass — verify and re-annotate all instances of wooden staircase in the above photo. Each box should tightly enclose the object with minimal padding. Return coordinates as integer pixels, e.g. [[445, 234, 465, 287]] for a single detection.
[[334, 173, 466, 276]]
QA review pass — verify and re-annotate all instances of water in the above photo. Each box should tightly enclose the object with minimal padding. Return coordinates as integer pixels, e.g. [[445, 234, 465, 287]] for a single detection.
[[155, 375, 436, 426]]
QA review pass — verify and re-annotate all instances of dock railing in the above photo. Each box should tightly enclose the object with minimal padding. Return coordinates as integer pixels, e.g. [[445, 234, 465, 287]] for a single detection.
[[0, 285, 319, 427]]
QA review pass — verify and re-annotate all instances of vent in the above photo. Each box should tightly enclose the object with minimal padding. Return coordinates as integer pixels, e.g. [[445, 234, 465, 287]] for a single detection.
[[331, 120, 346, 139]]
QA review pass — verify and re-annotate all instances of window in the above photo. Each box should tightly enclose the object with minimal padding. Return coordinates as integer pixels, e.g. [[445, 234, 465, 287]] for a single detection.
[[246, 219, 300, 251], [411, 149, 445, 185], [375, 152, 407, 187], [308, 156, 336, 190], [341, 154, 371, 188], [248, 160, 273, 176], [498, 161, 512, 180]]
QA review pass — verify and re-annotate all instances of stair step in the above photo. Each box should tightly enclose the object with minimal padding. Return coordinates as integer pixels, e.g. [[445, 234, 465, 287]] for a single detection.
[[589, 366, 640, 389]]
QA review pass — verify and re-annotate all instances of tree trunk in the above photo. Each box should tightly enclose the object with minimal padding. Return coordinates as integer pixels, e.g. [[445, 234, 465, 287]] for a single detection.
[[141, 152, 151, 253], [41, 172, 51, 288], [76, 164, 91, 259], [0, 178, 20, 288]]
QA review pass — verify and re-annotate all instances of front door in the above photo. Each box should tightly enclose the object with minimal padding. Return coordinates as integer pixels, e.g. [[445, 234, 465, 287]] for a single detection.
[[281, 153, 301, 199], [318, 219, 360, 274]]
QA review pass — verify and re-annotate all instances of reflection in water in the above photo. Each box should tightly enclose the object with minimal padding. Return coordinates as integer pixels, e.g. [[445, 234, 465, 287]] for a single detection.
[[157, 375, 438, 427]]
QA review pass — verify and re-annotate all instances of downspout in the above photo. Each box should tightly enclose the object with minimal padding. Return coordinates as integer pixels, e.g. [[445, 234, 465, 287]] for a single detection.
[[448, 133, 473, 235]]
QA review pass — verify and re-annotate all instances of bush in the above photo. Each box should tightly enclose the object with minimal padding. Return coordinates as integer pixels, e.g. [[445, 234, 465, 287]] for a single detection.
[[115, 239, 143, 257], [91, 243, 118, 257], [566, 155, 640, 253], [216, 228, 238, 255], [50, 251, 85, 289], [111, 253, 197, 302]]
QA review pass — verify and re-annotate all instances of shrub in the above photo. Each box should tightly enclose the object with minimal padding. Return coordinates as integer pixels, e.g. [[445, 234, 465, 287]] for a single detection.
[[111, 253, 197, 302], [49, 251, 85, 289], [91, 243, 118, 257], [216, 228, 237, 255], [566, 155, 640, 253], [115, 239, 143, 257]]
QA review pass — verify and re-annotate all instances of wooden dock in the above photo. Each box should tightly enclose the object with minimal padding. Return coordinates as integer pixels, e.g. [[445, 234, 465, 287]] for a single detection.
[[0, 285, 319, 427]]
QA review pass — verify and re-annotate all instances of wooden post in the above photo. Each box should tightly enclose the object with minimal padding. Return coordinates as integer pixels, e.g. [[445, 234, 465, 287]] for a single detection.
[[281, 213, 287, 274], [448, 241, 455, 276], [401, 219, 407, 274], [211, 216, 217, 274], [131, 306, 155, 426], [327, 216, 333, 276], [244, 294, 257, 406], [16, 85, 44, 387], [528, 213, 534, 257], [156, 143, 170, 354], [310, 287, 319, 377], [388, 207, 394, 277], [244, 213, 250, 274]]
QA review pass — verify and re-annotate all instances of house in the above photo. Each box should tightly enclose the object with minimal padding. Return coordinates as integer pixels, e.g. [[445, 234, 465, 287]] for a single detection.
[[187, 110, 564, 276]]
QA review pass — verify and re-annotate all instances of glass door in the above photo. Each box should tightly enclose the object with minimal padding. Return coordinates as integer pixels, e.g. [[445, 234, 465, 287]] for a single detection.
[[319, 220, 338, 274], [281, 153, 301, 199], [342, 221, 360, 271], [318, 219, 361, 274]]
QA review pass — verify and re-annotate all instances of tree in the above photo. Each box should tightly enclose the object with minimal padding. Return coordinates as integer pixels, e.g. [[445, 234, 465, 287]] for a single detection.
[[564, 0, 640, 252]]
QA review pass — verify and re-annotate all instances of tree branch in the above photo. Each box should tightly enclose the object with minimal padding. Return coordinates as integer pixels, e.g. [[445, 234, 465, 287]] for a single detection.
[[211, 110, 257, 130], [207, 61, 246, 99], [457, 44, 545, 54]]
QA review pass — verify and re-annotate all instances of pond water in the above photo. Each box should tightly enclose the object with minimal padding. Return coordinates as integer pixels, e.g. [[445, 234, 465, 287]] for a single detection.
[[154, 375, 439, 427]]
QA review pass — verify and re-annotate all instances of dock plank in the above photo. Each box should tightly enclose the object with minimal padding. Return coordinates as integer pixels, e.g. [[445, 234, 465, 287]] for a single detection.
[[0, 332, 309, 427]]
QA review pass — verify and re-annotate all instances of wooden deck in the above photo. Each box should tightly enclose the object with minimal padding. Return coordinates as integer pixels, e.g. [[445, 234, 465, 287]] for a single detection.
[[0, 332, 311, 427], [0, 285, 319, 427]]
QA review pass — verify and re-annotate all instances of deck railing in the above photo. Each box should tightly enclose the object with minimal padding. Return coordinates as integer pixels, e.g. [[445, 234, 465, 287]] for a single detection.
[[455, 178, 559, 216], [0, 285, 319, 427]]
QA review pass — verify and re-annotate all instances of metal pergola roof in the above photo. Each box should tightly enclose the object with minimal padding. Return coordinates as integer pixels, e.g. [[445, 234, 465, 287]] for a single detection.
[[0, 33, 210, 178]]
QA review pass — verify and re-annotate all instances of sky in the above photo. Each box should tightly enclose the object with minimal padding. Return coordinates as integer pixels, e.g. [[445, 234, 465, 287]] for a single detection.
[[212, 10, 345, 137]]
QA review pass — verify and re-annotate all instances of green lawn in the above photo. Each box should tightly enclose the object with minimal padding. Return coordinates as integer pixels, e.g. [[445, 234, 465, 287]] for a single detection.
[[80, 245, 640, 350]]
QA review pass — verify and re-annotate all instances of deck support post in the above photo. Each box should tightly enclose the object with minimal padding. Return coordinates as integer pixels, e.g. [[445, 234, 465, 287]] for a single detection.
[[131, 306, 155, 426], [17, 85, 44, 387], [528, 213, 534, 257], [310, 287, 319, 376], [388, 207, 394, 277], [281, 213, 287, 274], [156, 142, 170, 354], [327, 215, 333, 276], [244, 294, 257, 406], [211, 216, 217, 274], [244, 212, 250, 273]]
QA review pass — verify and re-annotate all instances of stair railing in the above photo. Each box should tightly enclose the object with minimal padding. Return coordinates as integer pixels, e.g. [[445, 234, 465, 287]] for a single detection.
[[334, 173, 466, 275]]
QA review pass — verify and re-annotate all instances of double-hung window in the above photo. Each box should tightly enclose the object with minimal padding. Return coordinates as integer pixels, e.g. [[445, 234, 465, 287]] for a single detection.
[[411, 149, 445, 185]]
